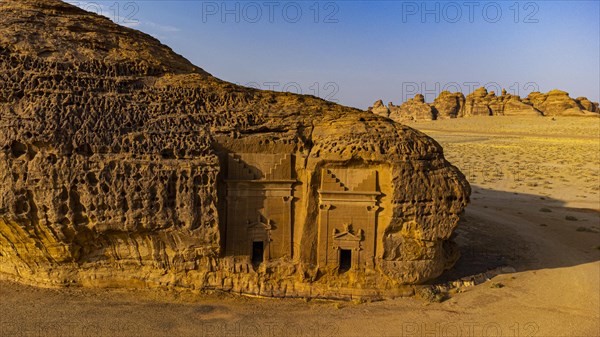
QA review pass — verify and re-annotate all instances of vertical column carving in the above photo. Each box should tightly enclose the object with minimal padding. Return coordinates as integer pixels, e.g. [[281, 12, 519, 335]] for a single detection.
[[365, 205, 379, 268], [282, 195, 292, 257], [317, 203, 332, 266]]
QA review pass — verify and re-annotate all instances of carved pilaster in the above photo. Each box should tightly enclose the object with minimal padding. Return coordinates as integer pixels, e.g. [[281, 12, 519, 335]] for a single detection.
[[225, 195, 237, 256], [365, 204, 379, 268], [317, 203, 333, 266], [282, 195, 292, 257]]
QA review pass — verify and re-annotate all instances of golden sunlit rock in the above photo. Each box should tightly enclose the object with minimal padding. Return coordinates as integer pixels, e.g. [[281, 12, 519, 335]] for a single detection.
[[0, 0, 470, 299]]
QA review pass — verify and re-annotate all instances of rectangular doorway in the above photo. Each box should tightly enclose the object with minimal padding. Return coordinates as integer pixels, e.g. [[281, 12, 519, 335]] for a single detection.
[[252, 241, 264, 266], [339, 249, 352, 272]]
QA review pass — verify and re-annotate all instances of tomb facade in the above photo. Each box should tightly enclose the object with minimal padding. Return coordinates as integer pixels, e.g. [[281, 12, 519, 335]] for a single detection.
[[0, 0, 471, 299]]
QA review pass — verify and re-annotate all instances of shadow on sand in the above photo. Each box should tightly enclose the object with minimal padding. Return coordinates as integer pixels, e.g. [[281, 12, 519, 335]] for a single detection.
[[435, 185, 600, 283]]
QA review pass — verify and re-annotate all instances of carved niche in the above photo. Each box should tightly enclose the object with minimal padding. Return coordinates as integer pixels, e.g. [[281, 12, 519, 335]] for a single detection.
[[225, 153, 295, 262], [317, 168, 380, 271]]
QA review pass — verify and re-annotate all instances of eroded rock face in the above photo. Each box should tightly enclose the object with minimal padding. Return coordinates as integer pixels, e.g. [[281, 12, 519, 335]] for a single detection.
[[388, 94, 435, 122], [376, 87, 597, 121], [464, 88, 543, 117], [464, 87, 495, 116], [496, 94, 542, 116], [433, 91, 465, 119], [526, 90, 597, 116], [0, 0, 470, 299], [575, 97, 597, 112], [368, 99, 390, 117]]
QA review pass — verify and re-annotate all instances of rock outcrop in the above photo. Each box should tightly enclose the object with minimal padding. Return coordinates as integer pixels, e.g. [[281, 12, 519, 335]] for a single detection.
[[575, 97, 598, 112], [388, 94, 435, 121], [464, 88, 543, 117], [496, 93, 542, 116], [369, 99, 390, 117], [0, 0, 470, 299], [526, 90, 595, 116], [433, 91, 465, 119], [464, 87, 494, 116], [373, 88, 597, 122]]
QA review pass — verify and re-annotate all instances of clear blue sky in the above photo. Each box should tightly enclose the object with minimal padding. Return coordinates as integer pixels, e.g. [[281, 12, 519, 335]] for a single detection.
[[73, 1, 600, 109]]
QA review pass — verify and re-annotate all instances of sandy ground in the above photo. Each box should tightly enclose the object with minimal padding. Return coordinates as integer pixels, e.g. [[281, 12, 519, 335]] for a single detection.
[[1, 116, 599, 337]]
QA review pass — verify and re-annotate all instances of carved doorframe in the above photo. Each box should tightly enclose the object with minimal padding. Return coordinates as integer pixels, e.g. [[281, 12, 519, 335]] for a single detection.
[[331, 225, 364, 271], [247, 220, 272, 261]]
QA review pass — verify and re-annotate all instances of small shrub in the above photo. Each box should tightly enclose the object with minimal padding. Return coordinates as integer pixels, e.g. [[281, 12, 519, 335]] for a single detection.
[[566, 215, 578, 221], [433, 293, 448, 302], [417, 287, 448, 303], [490, 282, 504, 289], [539, 208, 552, 213]]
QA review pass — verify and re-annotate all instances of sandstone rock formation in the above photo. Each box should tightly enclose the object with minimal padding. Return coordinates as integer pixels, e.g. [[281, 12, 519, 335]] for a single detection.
[[526, 90, 597, 116], [368, 99, 389, 117], [432, 91, 465, 119], [388, 94, 435, 121], [0, 0, 470, 299], [464, 87, 543, 117], [374, 88, 597, 122], [495, 93, 542, 116], [464, 87, 494, 116], [575, 97, 598, 112]]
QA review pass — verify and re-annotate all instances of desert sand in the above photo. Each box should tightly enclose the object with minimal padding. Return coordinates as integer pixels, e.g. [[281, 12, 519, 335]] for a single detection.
[[1, 116, 598, 337]]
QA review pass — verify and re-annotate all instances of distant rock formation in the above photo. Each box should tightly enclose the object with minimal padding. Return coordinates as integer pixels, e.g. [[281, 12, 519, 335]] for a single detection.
[[388, 94, 435, 121], [464, 88, 543, 117], [575, 97, 600, 113], [575, 97, 599, 113], [433, 91, 465, 119], [464, 87, 495, 116], [496, 93, 542, 116], [0, 0, 470, 299], [526, 90, 597, 116], [370, 99, 390, 117], [370, 87, 599, 121]]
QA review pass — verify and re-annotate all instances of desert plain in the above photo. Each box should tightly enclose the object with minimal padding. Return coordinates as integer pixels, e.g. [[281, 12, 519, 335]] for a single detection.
[[1, 115, 598, 337]]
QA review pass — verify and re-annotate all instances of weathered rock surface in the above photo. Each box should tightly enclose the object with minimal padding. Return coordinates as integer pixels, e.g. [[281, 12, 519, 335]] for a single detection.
[[388, 94, 435, 121], [464, 88, 543, 117], [526, 90, 597, 116], [373, 87, 597, 122], [496, 94, 542, 116], [368, 99, 389, 117], [575, 97, 598, 112], [432, 91, 465, 119], [464, 87, 494, 116], [0, 0, 470, 299]]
